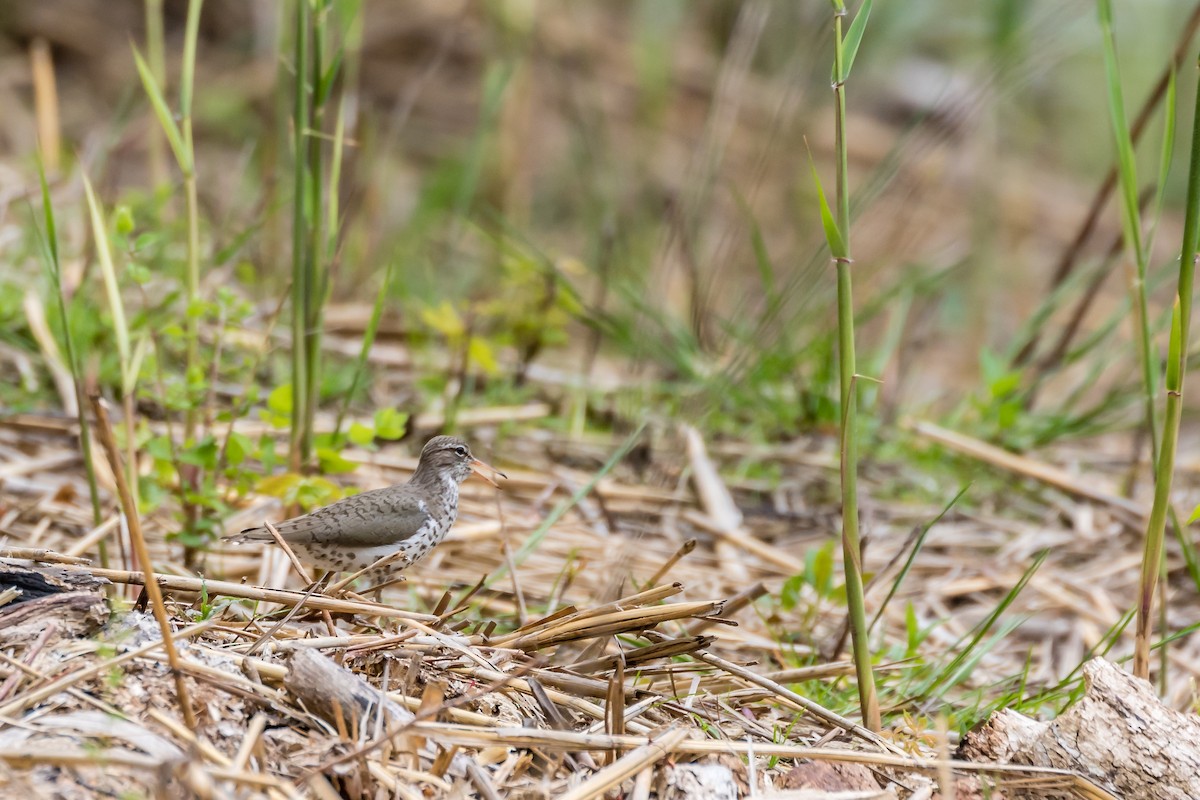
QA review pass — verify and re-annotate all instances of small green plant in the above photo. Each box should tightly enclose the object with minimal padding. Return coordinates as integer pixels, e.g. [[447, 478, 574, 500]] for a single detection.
[[814, 0, 879, 732], [1132, 34, 1200, 681]]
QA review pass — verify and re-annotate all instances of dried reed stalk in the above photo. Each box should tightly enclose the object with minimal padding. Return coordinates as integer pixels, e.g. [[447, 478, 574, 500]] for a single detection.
[[558, 727, 689, 800], [89, 393, 196, 729], [60, 565, 438, 622]]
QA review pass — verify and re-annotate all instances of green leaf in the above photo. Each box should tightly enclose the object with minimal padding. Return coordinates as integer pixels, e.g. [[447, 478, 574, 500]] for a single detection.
[[295, 476, 343, 510], [836, 0, 873, 82], [468, 336, 500, 375], [180, 0, 202, 119], [780, 574, 804, 611], [225, 431, 253, 467], [317, 45, 345, 108], [373, 408, 408, 440], [268, 383, 293, 416], [1097, 0, 1144, 268], [179, 436, 219, 470], [131, 45, 190, 171], [36, 158, 58, 268], [805, 146, 847, 259], [1167, 297, 1183, 392], [256, 472, 303, 499], [421, 301, 465, 339], [1187, 503, 1200, 525], [348, 421, 375, 447], [1151, 67, 1178, 241], [126, 262, 153, 285], [82, 172, 131, 373], [317, 447, 359, 475], [989, 371, 1021, 399], [133, 231, 162, 252], [144, 435, 174, 462], [257, 434, 280, 472], [114, 205, 135, 235], [805, 541, 835, 598], [905, 602, 920, 656]]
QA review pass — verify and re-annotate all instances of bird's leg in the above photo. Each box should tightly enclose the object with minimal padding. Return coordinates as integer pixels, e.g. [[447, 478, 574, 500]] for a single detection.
[[325, 550, 410, 597], [359, 573, 407, 600], [300, 569, 332, 595], [245, 571, 334, 655]]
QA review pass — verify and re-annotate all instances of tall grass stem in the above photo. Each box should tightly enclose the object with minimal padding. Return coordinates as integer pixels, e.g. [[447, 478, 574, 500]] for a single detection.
[[830, 0, 879, 731], [1134, 58, 1200, 679], [289, 0, 312, 472], [35, 161, 105, 565]]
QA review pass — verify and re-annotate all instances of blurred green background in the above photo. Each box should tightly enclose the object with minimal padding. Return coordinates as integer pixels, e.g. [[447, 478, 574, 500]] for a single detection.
[[0, 0, 1193, 448]]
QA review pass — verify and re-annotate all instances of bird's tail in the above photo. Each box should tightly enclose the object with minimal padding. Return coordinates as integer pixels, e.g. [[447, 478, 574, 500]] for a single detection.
[[223, 526, 273, 544]]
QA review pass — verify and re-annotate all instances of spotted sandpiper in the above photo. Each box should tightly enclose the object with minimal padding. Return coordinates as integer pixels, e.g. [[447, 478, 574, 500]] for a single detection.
[[228, 436, 504, 577]]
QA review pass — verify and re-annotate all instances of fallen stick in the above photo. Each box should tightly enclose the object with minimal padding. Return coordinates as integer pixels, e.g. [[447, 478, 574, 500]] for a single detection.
[[557, 727, 690, 800], [684, 426, 751, 583], [284, 647, 413, 737], [48, 564, 439, 623], [0, 548, 91, 565], [682, 510, 807, 574], [410, 721, 1115, 797]]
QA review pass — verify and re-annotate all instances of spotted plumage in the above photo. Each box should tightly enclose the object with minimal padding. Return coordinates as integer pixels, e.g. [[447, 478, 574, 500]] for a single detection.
[[227, 436, 502, 576]]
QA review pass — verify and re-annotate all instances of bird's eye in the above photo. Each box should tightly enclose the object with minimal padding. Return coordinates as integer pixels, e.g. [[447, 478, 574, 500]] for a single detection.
[[454, 446, 467, 457]]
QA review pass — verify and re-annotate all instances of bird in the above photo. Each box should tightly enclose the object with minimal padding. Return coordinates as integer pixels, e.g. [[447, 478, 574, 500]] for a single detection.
[[226, 435, 504, 577]]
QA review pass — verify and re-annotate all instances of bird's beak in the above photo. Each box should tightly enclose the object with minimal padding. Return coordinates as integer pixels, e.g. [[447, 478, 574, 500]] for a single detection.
[[470, 458, 506, 488]]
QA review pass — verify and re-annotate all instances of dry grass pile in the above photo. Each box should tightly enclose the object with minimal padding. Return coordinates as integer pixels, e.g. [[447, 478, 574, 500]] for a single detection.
[[0, 409, 1156, 798]]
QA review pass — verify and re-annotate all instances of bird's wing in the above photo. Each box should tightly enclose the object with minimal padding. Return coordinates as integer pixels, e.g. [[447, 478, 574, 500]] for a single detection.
[[232, 486, 432, 548]]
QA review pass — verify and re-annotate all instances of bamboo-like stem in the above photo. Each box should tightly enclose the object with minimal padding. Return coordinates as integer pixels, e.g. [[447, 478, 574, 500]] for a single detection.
[[831, 0, 879, 731], [180, 0, 203, 446], [175, 0, 205, 562], [88, 393, 196, 729], [143, 0, 169, 190], [1134, 58, 1200, 680], [289, 0, 311, 473], [303, 0, 326, 471]]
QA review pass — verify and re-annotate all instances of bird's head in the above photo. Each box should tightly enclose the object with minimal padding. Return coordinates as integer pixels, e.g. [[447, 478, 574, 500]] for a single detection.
[[415, 435, 505, 487]]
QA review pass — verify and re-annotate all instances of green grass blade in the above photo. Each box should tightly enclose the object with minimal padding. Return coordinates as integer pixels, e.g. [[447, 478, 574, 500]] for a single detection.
[[1098, 0, 1160, 474], [326, 93, 347, 263], [180, 0, 204, 119], [34, 160, 104, 536], [38, 169, 58, 267], [869, 485, 970, 633], [486, 423, 647, 589], [332, 256, 395, 442], [925, 549, 1047, 698], [1149, 67, 1178, 247], [1136, 57, 1200, 678], [131, 45, 189, 171], [806, 144, 847, 259], [81, 172, 131, 373], [1098, 0, 1144, 267], [836, 0, 873, 82]]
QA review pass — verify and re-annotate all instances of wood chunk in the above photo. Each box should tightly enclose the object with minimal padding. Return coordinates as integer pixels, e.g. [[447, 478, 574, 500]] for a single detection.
[[0, 563, 109, 643], [284, 647, 413, 737], [660, 762, 739, 800], [780, 759, 881, 792], [959, 658, 1200, 799], [0, 561, 109, 600], [0, 592, 108, 644]]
